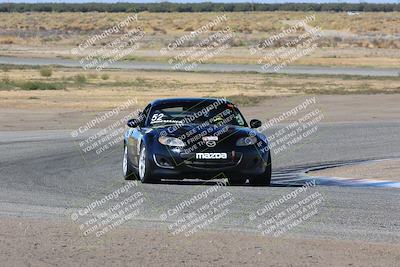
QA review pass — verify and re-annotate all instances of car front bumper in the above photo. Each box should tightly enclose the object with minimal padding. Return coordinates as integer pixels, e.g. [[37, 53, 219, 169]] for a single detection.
[[147, 144, 270, 179]]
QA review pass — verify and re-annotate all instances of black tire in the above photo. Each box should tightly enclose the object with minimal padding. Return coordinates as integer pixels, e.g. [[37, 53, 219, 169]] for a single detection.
[[249, 151, 272, 186], [123, 144, 137, 180], [138, 145, 160, 183], [228, 177, 247, 185]]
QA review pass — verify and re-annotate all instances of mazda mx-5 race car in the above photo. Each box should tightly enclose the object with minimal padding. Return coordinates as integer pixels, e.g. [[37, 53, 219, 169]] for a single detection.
[[122, 98, 271, 186]]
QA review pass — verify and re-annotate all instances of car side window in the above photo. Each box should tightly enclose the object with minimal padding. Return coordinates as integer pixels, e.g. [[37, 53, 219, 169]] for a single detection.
[[141, 104, 151, 127]]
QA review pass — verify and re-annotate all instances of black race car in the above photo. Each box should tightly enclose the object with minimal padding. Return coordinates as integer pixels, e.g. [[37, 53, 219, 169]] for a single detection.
[[123, 98, 271, 186]]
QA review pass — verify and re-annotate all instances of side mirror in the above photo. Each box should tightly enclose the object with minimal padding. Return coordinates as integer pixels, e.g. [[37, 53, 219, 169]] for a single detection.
[[127, 118, 140, 128], [250, 119, 262, 129]]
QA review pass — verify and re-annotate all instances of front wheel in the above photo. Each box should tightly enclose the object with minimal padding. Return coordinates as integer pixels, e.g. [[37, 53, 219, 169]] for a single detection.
[[249, 151, 272, 186], [123, 145, 136, 180], [138, 146, 159, 183]]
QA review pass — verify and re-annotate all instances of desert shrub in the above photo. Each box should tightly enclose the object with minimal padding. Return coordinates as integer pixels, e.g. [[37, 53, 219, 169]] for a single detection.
[[1, 65, 9, 72], [39, 67, 52, 77], [101, 73, 109, 80], [19, 81, 64, 90], [88, 73, 98, 79], [74, 74, 87, 85]]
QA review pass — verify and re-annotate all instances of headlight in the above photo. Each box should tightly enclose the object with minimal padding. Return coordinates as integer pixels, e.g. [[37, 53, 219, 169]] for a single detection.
[[158, 136, 185, 147], [236, 136, 257, 146]]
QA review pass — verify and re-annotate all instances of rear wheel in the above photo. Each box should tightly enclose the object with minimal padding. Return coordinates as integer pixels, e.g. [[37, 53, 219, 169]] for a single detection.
[[123, 145, 137, 180], [249, 151, 272, 186]]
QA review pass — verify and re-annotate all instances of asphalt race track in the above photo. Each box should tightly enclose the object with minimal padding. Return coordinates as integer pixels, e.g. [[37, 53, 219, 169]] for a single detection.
[[0, 56, 398, 77], [1, 121, 399, 243]]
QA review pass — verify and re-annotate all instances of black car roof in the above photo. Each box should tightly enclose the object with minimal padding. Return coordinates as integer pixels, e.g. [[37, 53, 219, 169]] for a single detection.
[[150, 97, 232, 106]]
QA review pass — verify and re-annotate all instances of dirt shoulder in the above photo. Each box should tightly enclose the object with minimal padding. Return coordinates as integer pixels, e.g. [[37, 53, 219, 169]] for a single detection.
[[2, 46, 400, 68], [0, 217, 399, 267], [2, 94, 400, 132], [309, 159, 400, 182]]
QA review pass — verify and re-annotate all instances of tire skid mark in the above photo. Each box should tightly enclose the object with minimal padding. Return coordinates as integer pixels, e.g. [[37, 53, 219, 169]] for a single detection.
[[271, 157, 400, 188]]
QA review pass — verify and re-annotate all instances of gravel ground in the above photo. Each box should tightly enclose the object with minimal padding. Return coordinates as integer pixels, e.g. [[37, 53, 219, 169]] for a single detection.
[[310, 159, 400, 181], [1, 217, 399, 267]]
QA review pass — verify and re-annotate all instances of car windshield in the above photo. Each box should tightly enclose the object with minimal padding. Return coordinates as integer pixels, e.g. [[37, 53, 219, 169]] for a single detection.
[[148, 101, 247, 127]]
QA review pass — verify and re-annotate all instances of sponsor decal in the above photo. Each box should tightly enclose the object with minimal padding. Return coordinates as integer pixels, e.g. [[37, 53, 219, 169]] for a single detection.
[[196, 153, 227, 160], [203, 136, 218, 147], [202, 136, 218, 141], [205, 140, 216, 147]]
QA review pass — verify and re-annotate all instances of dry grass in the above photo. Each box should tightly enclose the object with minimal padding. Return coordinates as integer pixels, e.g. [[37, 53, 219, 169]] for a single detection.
[[0, 11, 399, 68], [310, 12, 399, 35], [0, 12, 398, 35], [1, 66, 399, 110], [0, 12, 398, 48], [1, 46, 399, 68]]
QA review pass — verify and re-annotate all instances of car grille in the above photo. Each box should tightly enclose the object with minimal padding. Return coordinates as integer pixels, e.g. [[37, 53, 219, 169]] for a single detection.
[[180, 152, 242, 170]]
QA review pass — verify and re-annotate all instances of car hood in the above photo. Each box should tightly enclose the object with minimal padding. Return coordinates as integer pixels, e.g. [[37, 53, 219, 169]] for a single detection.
[[150, 123, 267, 144]]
